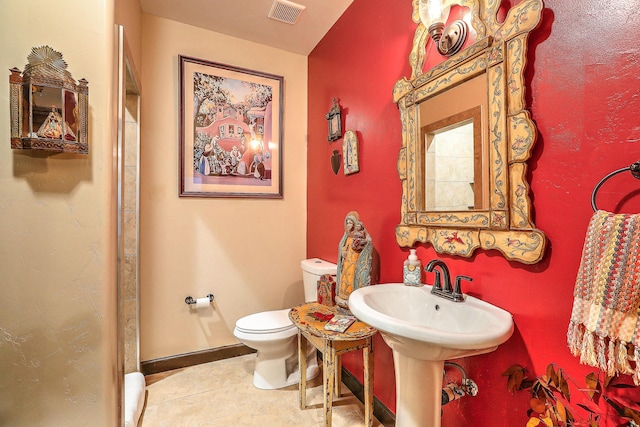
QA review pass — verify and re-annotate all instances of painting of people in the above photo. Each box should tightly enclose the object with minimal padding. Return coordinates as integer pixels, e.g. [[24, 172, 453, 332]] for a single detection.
[[179, 56, 283, 198]]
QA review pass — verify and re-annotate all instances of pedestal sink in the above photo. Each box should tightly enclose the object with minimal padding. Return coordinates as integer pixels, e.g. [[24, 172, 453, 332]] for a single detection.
[[349, 283, 514, 427]]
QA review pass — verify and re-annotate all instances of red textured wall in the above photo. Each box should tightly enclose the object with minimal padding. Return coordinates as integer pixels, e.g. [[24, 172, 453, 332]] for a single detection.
[[307, 0, 640, 425]]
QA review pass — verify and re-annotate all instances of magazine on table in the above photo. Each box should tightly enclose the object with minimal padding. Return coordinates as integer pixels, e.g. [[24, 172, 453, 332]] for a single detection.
[[324, 315, 357, 332]]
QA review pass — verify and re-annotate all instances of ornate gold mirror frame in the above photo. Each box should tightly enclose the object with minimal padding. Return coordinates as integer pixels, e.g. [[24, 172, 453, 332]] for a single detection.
[[393, 0, 546, 263]]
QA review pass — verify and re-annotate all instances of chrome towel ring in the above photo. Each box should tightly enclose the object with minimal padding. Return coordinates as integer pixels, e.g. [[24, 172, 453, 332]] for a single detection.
[[591, 160, 640, 212]]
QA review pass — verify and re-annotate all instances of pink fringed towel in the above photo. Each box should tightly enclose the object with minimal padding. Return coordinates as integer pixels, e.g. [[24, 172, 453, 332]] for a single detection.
[[567, 210, 640, 383]]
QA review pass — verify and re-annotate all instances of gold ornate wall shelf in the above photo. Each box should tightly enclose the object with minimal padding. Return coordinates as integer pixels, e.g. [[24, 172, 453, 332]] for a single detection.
[[9, 46, 89, 154], [393, 0, 546, 264]]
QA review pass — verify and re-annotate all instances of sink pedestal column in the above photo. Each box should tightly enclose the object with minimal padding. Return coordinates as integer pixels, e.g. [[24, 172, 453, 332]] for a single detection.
[[393, 350, 445, 427]]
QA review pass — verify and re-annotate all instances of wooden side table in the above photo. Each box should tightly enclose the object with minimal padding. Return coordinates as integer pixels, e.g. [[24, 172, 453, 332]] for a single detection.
[[289, 302, 377, 427]]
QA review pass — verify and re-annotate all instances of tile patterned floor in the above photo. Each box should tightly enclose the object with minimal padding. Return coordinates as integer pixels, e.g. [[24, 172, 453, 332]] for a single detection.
[[139, 354, 387, 426]]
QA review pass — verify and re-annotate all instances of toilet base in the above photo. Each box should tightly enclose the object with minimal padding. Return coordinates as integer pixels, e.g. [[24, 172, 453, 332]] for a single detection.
[[252, 347, 320, 390]]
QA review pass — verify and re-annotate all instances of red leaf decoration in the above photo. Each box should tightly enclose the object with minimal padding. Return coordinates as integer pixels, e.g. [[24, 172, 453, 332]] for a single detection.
[[308, 311, 335, 322]]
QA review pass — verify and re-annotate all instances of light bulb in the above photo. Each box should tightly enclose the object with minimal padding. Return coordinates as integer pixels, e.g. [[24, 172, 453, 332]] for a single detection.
[[428, 0, 444, 22], [419, 0, 444, 26]]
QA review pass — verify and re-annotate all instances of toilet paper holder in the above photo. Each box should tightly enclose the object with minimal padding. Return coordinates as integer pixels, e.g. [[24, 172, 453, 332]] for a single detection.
[[185, 294, 214, 305]]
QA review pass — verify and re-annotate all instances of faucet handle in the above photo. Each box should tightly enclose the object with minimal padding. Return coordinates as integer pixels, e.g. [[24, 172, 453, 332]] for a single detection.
[[432, 270, 442, 291], [453, 275, 473, 301]]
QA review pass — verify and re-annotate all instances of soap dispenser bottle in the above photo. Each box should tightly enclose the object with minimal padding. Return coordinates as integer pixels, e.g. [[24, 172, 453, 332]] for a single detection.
[[403, 249, 422, 286]]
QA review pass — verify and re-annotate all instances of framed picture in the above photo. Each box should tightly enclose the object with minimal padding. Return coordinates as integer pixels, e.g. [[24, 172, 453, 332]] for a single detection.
[[326, 98, 342, 142], [179, 55, 283, 198]]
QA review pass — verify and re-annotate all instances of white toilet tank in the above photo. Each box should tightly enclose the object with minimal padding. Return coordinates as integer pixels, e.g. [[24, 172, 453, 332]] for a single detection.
[[300, 258, 337, 302]]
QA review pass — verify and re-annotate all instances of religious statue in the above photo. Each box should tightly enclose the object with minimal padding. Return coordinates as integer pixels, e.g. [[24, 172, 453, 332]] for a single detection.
[[335, 211, 374, 312]]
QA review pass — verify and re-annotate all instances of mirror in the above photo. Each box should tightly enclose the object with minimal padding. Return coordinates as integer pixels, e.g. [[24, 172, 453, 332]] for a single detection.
[[393, 0, 546, 263], [420, 72, 486, 211], [424, 113, 478, 211]]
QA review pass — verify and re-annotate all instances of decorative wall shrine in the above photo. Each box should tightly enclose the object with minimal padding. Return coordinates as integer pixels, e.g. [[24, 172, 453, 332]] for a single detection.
[[9, 46, 89, 154]]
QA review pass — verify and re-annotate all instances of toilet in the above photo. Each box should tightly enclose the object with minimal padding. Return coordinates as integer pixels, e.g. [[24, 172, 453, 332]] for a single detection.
[[233, 258, 337, 389]]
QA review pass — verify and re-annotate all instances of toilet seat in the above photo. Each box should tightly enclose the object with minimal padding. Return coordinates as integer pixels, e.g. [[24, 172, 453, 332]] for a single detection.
[[235, 309, 295, 334]]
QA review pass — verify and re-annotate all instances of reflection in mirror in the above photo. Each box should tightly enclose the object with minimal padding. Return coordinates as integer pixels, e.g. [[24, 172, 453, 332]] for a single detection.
[[423, 106, 482, 211]]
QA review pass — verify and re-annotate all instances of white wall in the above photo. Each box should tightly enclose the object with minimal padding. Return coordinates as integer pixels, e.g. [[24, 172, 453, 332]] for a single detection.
[[139, 15, 309, 360], [0, 1, 119, 425]]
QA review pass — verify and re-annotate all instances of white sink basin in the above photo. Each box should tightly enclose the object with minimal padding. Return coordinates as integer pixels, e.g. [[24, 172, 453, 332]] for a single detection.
[[349, 283, 514, 361], [349, 283, 514, 427]]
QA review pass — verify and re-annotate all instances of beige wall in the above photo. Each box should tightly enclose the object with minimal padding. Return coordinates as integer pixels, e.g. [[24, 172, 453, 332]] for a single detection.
[[0, 1, 119, 425], [115, 0, 143, 74], [139, 15, 309, 361]]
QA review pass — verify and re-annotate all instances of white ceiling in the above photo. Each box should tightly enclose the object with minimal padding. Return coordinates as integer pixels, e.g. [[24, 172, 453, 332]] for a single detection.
[[140, 0, 354, 55]]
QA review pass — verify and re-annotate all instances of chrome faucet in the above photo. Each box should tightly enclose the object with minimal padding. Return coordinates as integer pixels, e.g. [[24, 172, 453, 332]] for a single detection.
[[425, 259, 472, 302]]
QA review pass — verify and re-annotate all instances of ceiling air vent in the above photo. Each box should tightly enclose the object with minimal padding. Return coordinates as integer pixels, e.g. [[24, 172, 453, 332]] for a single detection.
[[267, 0, 306, 25]]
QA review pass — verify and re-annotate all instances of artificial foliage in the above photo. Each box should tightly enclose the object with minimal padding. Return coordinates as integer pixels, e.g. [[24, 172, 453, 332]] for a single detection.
[[503, 364, 640, 426]]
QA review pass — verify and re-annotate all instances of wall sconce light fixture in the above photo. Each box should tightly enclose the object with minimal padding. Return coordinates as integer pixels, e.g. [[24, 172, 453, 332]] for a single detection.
[[419, 0, 467, 57]]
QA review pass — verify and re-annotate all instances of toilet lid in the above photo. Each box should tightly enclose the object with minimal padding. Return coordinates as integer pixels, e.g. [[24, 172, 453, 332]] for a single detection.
[[235, 309, 295, 334]]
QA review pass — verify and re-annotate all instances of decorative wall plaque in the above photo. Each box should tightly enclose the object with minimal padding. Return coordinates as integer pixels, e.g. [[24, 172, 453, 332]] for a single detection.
[[326, 98, 342, 142], [343, 130, 360, 175]]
